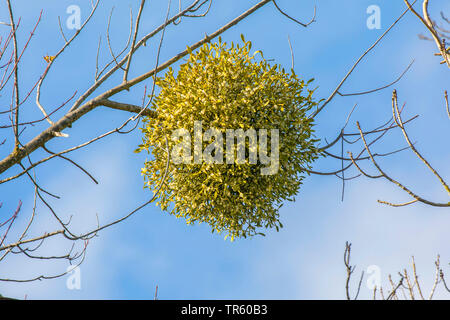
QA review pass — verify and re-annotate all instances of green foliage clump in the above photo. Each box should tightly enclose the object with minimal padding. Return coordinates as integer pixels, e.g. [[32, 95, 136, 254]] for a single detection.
[[137, 36, 322, 240]]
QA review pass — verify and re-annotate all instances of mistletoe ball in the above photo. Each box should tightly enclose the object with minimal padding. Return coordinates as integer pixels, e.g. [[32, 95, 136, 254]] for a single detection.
[[137, 36, 322, 240]]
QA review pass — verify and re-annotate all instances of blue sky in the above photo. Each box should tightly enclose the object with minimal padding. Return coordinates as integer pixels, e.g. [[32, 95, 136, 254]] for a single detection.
[[0, 0, 449, 299]]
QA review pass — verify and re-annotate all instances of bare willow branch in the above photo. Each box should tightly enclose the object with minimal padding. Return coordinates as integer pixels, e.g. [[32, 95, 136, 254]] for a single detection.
[[271, 0, 316, 27], [311, 1, 417, 118], [5, 0, 20, 151], [337, 60, 414, 97], [35, 2, 99, 129], [392, 90, 450, 196], [344, 242, 364, 300], [0, 0, 272, 176], [123, 0, 146, 83], [354, 117, 449, 207], [404, 0, 450, 67], [429, 255, 441, 299], [445, 90, 449, 119]]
